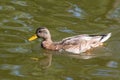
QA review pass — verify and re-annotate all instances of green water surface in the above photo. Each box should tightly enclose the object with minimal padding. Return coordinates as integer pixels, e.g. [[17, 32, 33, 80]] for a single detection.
[[0, 0, 120, 80]]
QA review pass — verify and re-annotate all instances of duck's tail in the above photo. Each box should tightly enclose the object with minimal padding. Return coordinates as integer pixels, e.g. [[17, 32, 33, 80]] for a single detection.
[[100, 33, 111, 42]]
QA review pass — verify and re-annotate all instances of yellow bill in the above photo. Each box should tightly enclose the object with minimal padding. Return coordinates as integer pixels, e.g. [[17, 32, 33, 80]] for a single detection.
[[28, 34, 38, 41]]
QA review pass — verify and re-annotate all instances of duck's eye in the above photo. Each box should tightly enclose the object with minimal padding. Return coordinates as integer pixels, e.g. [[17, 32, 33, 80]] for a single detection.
[[38, 31, 42, 33], [38, 30, 47, 34]]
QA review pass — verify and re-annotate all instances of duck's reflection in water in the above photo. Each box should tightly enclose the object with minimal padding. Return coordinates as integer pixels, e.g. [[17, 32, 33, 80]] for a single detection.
[[66, 53, 97, 59], [64, 52, 111, 60], [39, 53, 52, 69], [31, 53, 52, 69], [33, 48, 111, 69], [63, 46, 112, 59], [56, 52, 97, 60]]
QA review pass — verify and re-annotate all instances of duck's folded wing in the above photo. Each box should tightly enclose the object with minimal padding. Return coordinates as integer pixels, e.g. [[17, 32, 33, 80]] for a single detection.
[[59, 35, 93, 53], [60, 34, 92, 45], [60, 33, 111, 45]]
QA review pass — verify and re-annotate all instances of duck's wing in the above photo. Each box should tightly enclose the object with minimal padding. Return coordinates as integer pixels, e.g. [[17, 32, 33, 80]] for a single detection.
[[60, 33, 111, 45], [60, 34, 90, 45]]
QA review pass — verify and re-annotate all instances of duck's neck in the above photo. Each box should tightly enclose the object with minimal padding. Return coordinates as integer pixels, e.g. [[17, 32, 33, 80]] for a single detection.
[[42, 38, 53, 49], [44, 38, 53, 43], [43, 32, 52, 42], [42, 33, 52, 42], [42, 36, 53, 45], [42, 38, 62, 50]]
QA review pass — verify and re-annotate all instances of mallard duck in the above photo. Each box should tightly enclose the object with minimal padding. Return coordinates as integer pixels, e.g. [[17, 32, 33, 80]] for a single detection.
[[28, 27, 111, 54]]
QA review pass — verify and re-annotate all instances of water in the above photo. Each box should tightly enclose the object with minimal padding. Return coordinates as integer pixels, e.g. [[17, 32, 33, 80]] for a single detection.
[[0, 0, 120, 80]]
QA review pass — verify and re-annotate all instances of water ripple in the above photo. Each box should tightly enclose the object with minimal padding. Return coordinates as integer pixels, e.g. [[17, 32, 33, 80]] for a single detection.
[[66, 77, 73, 80], [0, 64, 24, 77], [107, 7, 120, 20], [6, 47, 31, 53], [13, 12, 33, 20], [106, 61, 118, 68], [91, 68, 120, 77], [11, 0, 27, 6], [57, 27, 75, 34], [0, 5, 15, 11], [68, 4, 87, 19]]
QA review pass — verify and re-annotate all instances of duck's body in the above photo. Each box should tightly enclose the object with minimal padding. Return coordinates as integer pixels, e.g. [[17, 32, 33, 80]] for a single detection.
[[29, 27, 111, 54]]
